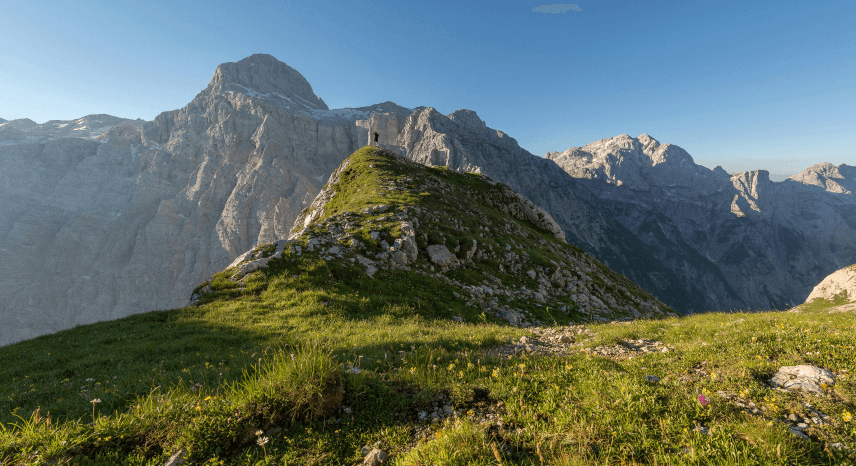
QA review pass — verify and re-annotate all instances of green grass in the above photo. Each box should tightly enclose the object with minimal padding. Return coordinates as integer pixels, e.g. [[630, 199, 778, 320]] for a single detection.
[[0, 147, 853, 464]]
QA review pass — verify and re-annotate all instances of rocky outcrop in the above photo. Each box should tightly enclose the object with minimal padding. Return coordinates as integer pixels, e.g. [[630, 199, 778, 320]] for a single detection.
[[396, 110, 856, 313], [0, 54, 415, 346], [805, 264, 856, 303]]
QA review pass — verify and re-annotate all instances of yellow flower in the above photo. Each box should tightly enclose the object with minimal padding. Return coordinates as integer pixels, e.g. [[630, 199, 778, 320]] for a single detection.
[[448, 363, 456, 371], [458, 371, 464, 379], [492, 368, 500, 378], [843, 410, 853, 423], [409, 367, 416, 374]]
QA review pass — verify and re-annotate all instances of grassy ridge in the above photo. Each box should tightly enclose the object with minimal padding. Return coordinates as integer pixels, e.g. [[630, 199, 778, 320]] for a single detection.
[[0, 147, 853, 464]]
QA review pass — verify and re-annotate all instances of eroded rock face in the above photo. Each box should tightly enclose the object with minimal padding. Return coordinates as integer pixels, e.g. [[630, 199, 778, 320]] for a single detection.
[[805, 264, 856, 303], [0, 54, 415, 346]]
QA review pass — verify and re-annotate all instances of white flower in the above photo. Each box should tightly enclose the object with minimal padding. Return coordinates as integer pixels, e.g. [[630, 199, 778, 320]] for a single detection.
[[255, 430, 263, 436], [86, 378, 94, 382], [91, 399, 101, 404], [257, 436, 269, 446]]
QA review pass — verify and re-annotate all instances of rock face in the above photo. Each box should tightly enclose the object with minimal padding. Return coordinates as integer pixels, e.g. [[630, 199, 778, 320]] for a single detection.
[[395, 110, 856, 313], [805, 264, 856, 303], [0, 54, 414, 346]]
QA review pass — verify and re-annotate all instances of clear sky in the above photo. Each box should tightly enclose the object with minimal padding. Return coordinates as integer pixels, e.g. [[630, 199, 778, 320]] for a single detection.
[[2, 0, 853, 180]]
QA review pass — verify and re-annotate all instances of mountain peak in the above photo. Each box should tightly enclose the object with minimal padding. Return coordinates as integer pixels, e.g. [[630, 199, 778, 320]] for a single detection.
[[210, 53, 328, 111], [447, 109, 487, 129], [789, 162, 856, 194]]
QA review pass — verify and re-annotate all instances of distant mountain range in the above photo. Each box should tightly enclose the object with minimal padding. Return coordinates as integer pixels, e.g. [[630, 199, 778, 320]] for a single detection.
[[1, 53, 853, 346]]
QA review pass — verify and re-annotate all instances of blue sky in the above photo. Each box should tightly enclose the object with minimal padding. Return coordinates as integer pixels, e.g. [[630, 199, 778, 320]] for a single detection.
[[2, 0, 853, 179]]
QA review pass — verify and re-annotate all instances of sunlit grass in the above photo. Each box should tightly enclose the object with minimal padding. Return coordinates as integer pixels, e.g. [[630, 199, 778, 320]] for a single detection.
[[0, 147, 853, 464]]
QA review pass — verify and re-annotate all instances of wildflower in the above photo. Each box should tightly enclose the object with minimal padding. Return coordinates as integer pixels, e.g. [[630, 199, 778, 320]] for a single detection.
[[697, 395, 709, 406], [91, 399, 101, 404], [448, 363, 456, 371], [492, 368, 500, 378], [86, 378, 94, 382], [256, 436, 269, 446], [256, 430, 264, 436], [458, 370, 464, 379], [467, 362, 475, 369], [843, 410, 853, 423], [409, 367, 416, 375]]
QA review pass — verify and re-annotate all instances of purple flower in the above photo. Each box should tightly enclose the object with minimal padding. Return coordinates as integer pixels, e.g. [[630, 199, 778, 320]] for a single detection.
[[697, 395, 709, 406]]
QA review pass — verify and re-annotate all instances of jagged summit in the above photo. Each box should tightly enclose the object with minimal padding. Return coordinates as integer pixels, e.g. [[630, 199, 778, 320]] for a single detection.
[[447, 109, 487, 129], [545, 134, 717, 191], [788, 162, 856, 194], [210, 53, 328, 111]]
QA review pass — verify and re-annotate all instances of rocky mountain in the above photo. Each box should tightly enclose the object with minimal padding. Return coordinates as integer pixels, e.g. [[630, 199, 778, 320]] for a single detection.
[[0, 54, 414, 346], [2, 53, 852, 345], [394, 110, 856, 313], [805, 264, 856, 304]]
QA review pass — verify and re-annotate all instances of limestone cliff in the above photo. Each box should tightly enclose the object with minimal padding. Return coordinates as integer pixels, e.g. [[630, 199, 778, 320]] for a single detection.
[[805, 264, 856, 303], [0, 54, 414, 346]]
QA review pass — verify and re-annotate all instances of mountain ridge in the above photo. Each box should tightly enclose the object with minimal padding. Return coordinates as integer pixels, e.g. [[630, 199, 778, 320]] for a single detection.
[[1, 53, 853, 346]]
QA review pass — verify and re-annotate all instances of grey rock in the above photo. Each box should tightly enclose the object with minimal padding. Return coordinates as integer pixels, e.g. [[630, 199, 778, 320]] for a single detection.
[[0, 114, 144, 145], [645, 375, 660, 383], [163, 448, 188, 466], [427, 244, 456, 267], [789, 427, 809, 439], [0, 54, 417, 346], [771, 365, 836, 396], [804, 264, 856, 304], [363, 448, 388, 466]]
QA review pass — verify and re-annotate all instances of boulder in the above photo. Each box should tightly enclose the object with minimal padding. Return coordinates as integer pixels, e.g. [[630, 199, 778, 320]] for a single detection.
[[427, 244, 456, 267], [363, 448, 388, 466], [771, 365, 836, 396]]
